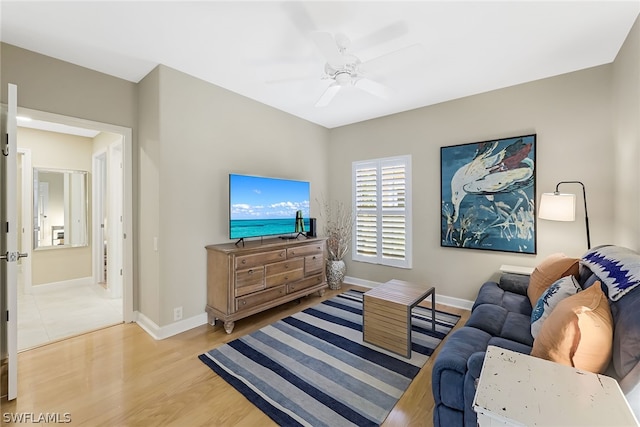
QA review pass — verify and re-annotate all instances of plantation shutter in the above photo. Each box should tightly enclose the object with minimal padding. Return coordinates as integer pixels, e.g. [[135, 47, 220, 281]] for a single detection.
[[352, 155, 412, 268]]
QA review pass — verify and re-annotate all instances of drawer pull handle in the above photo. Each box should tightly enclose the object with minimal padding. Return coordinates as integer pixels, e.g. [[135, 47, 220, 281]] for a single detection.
[[248, 269, 253, 275], [312, 256, 317, 260], [290, 285, 296, 291], [241, 259, 246, 264], [242, 300, 247, 305], [285, 264, 289, 268], [285, 276, 289, 280], [290, 251, 296, 256], [280, 252, 285, 257]]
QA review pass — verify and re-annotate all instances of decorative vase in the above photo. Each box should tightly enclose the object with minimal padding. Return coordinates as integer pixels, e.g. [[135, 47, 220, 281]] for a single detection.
[[326, 259, 346, 290]]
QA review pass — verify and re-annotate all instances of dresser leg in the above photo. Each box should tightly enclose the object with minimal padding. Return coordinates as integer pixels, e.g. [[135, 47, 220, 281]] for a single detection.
[[207, 312, 216, 326], [224, 321, 235, 334], [318, 289, 326, 297]]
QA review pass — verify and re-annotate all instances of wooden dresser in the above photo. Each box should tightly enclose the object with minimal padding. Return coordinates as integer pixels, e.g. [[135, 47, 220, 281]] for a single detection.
[[205, 237, 327, 333]]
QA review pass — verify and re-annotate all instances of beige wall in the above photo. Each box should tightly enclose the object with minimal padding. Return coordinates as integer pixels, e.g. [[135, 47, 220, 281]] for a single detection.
[[138, 65, 330, 326], [137, 66, 161, 323], [2, 15, 638, 323], [0, 44, 137, 127], [329, 65, 615, 301], [17, 127, 93, 285], [613, 15, 640, 249], [1, 41, 138, 301]]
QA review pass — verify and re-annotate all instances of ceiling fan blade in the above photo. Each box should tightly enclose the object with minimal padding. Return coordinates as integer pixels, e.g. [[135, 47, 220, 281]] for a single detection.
[[281, 1, 318, 35], [352, 21, 409, 51], [360, 44, 426, 76], [315, 83, 341, 107], [310, 31, 345, 67], [264, 75, 317, 85], [354, 78, 391, 100]]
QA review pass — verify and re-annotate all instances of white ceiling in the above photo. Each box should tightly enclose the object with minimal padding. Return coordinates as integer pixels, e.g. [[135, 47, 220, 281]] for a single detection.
[[17, 116, 101, 138], [2, 1, 639, 129]]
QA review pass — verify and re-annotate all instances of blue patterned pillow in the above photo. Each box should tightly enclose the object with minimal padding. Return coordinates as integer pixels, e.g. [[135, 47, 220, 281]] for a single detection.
[[581, 245, 640, 301], [531, 275, 581, 338]]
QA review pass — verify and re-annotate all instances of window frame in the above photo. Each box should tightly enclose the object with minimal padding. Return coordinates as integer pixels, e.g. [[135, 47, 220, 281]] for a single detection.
[[351, 155, 412, 269]]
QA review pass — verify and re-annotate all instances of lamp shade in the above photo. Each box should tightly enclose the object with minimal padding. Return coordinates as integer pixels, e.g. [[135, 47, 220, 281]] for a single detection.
[[539, 193, 576, 221]]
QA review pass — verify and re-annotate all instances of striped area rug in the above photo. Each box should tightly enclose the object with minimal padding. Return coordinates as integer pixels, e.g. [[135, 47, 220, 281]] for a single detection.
[[199, 290, 460, 427]]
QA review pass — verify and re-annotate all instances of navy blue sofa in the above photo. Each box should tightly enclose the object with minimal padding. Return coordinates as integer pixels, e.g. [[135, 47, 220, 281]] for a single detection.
[[432, 245, 640, 427]]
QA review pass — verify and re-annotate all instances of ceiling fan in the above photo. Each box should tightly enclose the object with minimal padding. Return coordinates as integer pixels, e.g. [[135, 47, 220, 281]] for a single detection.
[[310, 31, 424, 107]]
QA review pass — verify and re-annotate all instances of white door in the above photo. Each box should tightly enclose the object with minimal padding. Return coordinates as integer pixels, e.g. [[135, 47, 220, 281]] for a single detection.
[[93, 151, 107, 285], [108, 141, 123, 299], [1, 83, 22, 400]]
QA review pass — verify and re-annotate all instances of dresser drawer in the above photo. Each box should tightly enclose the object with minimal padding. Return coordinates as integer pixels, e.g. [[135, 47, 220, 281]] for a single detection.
[[265, 261, 304, 288], [265, 258, 304, 276], [287, 274, 324, 294], [235, 267, 264, 297], [235, 249, 286, 269], [236, 285, 286, 312], [287, 243, 324, 259], [304, 254, 323, 275]]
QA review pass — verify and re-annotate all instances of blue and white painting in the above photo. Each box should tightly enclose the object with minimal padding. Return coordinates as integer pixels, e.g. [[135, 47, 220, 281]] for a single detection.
[[441, 134, 536, 254]]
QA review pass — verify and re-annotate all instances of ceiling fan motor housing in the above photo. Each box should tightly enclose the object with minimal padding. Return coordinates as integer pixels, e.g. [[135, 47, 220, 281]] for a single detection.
[[335, 71, 352, 86]]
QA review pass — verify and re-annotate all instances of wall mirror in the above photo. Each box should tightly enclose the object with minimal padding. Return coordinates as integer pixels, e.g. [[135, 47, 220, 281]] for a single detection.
[[33, 168, 89, 250]]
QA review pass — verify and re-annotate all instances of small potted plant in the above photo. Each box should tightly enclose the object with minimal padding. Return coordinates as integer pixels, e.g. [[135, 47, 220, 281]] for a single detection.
[[319, 198, 353, 289]]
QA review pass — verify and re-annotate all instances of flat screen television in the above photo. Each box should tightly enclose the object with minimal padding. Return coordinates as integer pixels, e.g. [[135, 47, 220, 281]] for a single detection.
[[229, 173, 310, 240]]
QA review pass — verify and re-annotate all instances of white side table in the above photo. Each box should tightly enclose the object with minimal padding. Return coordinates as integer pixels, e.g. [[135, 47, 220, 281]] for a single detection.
[[473, 345, 639, 426]]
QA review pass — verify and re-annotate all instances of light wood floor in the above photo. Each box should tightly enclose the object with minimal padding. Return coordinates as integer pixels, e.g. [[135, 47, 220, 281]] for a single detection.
[[2, 285, 470, 426]]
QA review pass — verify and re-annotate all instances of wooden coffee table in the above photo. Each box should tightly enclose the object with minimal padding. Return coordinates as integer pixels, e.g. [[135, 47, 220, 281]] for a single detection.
[[363, 279, 436, 358]]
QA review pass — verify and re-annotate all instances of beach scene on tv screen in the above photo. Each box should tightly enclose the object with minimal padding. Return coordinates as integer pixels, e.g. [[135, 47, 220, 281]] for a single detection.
[[230, 174, 310, 239]]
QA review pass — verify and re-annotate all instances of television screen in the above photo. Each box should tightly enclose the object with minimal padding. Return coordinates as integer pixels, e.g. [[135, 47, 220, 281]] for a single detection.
[[229, 174, 310, 240]]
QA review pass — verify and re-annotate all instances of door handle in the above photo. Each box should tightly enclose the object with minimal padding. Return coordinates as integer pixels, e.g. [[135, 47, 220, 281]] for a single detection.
[[0, 251, 28, 262]]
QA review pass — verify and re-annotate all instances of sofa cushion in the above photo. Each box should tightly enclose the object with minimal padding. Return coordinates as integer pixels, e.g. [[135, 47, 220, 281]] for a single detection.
[[609, 283, 640, 379], [466, 304, 534, 346], [530, 282, 613, 373], [582, 245, 640, 301], [501, 312, 535, 346], [487, 337, 533, 355], [473, 282, 532, 315], [498, 273, 530, 295], [432, 326, 492, 411], [466, 304, 507, 337], [527, 253, 580, 306], [531, 275, 581, 339]]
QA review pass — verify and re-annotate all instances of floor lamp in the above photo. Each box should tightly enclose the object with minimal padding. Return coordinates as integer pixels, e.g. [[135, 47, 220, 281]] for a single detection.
[[538, 181, 591, 249]]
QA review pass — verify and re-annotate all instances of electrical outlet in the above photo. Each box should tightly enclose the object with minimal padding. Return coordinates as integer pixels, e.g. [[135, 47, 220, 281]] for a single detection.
[[173, 306, 183, 321]]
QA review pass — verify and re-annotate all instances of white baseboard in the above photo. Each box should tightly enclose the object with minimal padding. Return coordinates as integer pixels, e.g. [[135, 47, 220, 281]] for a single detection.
[[135, 275, 474, 341], [344, 275, 474, 311], [343, 276, 378, 289], [436, 295, 474, 311], [135, 311, 208, 340]]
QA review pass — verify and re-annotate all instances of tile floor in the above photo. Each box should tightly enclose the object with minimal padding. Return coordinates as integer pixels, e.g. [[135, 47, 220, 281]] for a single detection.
[[18, 279, 123, 351]]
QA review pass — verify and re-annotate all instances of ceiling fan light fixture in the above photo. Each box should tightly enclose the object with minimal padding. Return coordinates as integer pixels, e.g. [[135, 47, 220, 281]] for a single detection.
[[311, 30, 420, 107], [335, 72, 351, 86]]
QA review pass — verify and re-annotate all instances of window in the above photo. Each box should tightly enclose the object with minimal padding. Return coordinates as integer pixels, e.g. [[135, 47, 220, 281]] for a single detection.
[[352, 155, 412, 268]]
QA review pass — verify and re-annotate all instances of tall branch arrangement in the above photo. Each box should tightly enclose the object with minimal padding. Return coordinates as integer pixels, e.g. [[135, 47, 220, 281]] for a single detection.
[[318, 198, 353, 261]]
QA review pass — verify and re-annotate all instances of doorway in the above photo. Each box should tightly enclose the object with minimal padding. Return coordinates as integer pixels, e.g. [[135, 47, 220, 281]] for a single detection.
[[15, 108, 133, 350], [92, 138, 124, 300]]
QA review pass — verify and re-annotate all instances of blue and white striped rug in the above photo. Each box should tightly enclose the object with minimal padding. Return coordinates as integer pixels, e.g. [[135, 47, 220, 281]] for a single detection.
[[198, 290, 460, 427]]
